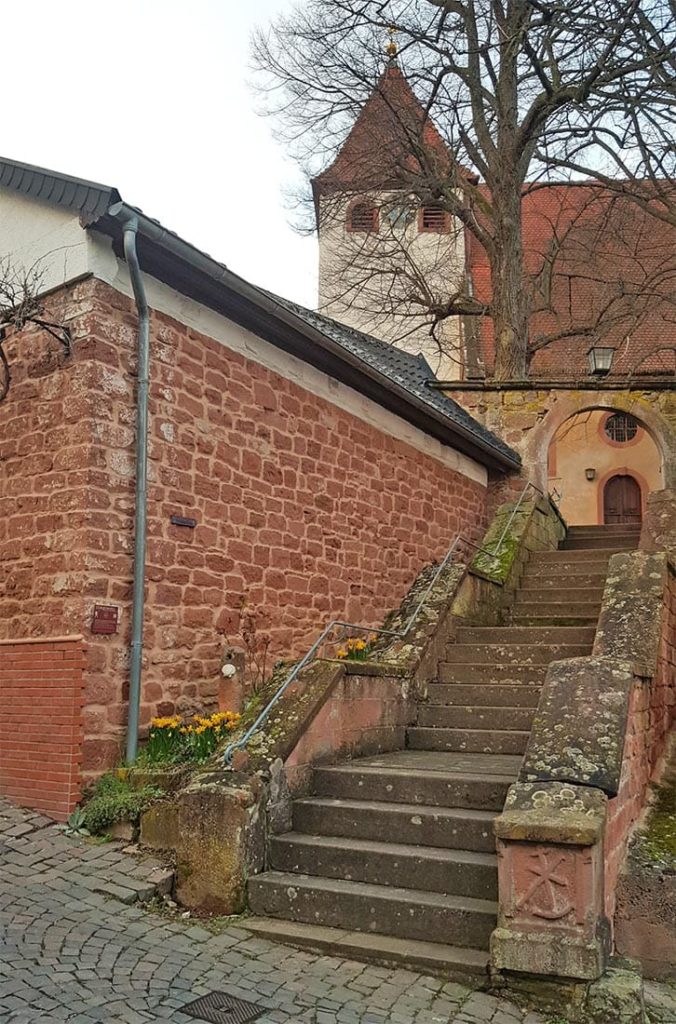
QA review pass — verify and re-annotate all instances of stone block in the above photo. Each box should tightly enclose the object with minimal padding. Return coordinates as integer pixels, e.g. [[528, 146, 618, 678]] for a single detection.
[[519, 657, 635, 796], [585, 961, 646, 1024], [640, 488, 676, 557], [140, 800, 179, 851], [491, 927, 607, 981], [492, 782, 610, 982], [172, 772, 265, 916], [593, 551, 668, 676], [496, 782, 607, 845]]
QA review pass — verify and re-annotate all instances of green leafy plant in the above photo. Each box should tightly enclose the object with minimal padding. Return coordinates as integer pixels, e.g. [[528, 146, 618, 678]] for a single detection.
[[59, 807, 90, 837], [81, 773, 162, 836]]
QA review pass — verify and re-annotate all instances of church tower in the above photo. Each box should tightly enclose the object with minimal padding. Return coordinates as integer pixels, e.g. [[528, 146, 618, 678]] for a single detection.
[[311, 57, 468, 379]]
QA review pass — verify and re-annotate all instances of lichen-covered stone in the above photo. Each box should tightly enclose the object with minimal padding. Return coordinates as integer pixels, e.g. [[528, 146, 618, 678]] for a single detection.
[[471, 498, 536, 583], [641, 488, 676, 559], [173, 772, 265, 915], [495, 781, 607, 844], [593, 551, 668, 676], [585, 962, 646, 1024], [520, 657, 635, 796], [615, 754, 676, 980], [140, 800, 179, 851]]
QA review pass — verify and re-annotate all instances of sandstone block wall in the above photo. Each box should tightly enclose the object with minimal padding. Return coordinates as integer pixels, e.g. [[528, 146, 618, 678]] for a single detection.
[[0, 277, 488, 780], [603, 563, 676, 918]]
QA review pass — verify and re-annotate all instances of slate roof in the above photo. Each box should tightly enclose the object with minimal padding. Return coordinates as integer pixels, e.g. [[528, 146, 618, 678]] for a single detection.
[[0, 154, 519, 470]]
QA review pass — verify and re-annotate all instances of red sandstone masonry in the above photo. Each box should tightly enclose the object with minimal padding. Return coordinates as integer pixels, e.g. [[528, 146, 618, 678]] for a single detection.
[[603, 565, 676, 921], [0, 635, 85, 821], [0, 278, 489, 780]]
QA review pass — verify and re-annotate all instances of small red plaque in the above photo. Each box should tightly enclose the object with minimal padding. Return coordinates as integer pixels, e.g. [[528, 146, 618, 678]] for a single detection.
[[91, 605, 119, 635]]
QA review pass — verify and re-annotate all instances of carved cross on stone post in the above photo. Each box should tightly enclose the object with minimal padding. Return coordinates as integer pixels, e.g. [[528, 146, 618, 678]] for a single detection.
[[491, 781, 610, 981]]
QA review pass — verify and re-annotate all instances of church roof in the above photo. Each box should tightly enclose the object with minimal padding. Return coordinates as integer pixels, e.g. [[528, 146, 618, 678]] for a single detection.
[[312, 63, 452, 197]]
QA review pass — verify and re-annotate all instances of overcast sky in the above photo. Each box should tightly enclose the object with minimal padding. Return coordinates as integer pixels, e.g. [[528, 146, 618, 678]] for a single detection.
[[3, 1, 317, 307]]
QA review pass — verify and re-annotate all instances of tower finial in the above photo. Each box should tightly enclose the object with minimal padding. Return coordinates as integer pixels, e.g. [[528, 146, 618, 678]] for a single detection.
[[385, 25, 398, 60]]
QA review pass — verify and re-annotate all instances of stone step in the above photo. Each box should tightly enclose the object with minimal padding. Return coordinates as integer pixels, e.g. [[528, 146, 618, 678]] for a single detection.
[[241, 918, 490, 981], [516, 584, 605, 601], [437, 663, 548, 685], [521, 567, 609, 585], [561, 536, 639, 551], [567, 525, 641, 537], [269, 833, 498, 899], [442, 643, 590, 664], [428, 682, 542, 707], [247, 873, 497, 949], [292, 797, 496, 851], [312, 761, 510, 810], [511, 613, 599, 627], [510, 601, 601, 618], [456, 626, 596, 645], [530, 549, 612, 564], [418, 705, 534, 731], [408, 727, 530, 756]]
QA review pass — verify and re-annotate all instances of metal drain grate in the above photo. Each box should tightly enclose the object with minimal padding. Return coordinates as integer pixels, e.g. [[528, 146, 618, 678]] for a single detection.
[[182, 991, 264, 1024]]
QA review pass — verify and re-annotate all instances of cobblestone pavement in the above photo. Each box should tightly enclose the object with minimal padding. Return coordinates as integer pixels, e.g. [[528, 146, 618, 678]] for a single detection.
[[2, 800, 675, 1024]]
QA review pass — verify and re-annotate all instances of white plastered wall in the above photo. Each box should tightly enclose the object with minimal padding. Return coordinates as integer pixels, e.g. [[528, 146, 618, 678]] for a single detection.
[[0, 187, 488, 487], [317, 193, 467, 380]]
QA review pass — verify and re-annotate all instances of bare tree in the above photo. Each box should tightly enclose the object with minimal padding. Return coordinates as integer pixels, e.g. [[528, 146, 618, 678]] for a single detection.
[[253, 0, 675, 380], [0, 257, 72, 399]]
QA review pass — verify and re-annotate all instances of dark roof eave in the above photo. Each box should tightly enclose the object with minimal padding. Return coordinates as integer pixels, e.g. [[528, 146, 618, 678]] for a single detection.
[[0, 156, 120, 225], [97, 205, 519, 473]]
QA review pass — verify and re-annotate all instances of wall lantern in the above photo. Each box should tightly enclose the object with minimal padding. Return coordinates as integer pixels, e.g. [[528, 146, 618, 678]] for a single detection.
[[585, 467, 597, 481], [587, 345, 615, 376]]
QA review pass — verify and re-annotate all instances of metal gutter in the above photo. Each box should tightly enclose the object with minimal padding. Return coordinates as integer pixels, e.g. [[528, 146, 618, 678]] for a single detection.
[[107, 206, 151, 765], [99, 203, 520, 472]]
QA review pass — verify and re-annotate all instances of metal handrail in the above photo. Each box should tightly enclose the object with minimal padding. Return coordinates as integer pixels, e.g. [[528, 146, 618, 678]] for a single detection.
[[222, 479, 544, 765]]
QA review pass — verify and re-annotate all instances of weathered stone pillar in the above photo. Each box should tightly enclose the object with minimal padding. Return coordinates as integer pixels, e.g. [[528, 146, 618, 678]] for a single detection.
[[491, 782, 611, 980], [640, 488, 676, 557]]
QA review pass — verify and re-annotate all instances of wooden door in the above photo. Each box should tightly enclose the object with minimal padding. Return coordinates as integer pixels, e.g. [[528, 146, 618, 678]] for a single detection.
[[603, 474, 642, 524]]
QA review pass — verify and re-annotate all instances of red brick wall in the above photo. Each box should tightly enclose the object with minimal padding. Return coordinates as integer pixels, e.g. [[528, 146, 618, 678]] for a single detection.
[[604, 566, 676, 921], [0, 635, 84, 821], [468, 185, 676, 380], [0, 278, 488, 779]]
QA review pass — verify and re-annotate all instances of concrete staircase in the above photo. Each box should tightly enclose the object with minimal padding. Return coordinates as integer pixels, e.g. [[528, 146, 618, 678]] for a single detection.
[[247, 524, 641, 975]]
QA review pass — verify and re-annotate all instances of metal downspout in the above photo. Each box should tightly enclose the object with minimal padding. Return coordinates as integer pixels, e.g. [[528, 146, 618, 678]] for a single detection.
[[109, 206, 150, 764]]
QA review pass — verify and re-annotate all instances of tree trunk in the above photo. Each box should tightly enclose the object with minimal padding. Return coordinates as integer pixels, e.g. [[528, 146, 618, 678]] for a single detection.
[[491, 184, 529, 380]]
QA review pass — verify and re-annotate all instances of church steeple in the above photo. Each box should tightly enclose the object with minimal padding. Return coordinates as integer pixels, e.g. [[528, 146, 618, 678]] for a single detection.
[[312, 60, 466, 382], [311, 61, 451, 203]]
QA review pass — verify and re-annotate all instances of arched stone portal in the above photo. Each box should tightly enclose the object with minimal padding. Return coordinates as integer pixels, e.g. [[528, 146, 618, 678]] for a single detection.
[[547, 408, 663, 525], [443, 384, 676, 504]]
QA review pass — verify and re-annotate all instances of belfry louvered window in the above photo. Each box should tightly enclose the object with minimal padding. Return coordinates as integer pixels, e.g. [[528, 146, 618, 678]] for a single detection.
[[420, 204, 447, 232], [349, 203, 378, 232]]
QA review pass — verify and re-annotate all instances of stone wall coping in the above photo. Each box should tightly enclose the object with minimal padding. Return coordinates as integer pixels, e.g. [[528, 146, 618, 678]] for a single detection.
[[495, 781, 608, 845], [335, 661, 411, 678], [468, 566, 505, 586], [520, 656, 635, 796], [0, 634, 84, 646]]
